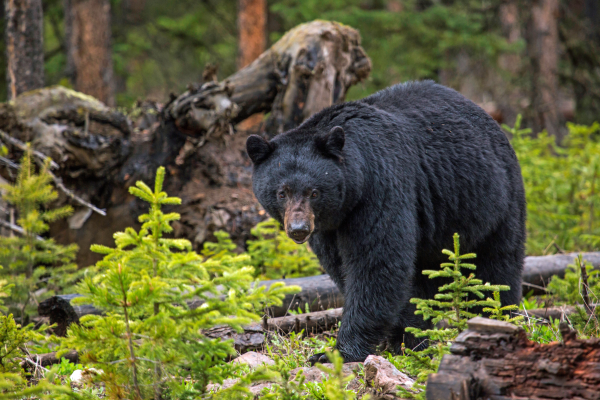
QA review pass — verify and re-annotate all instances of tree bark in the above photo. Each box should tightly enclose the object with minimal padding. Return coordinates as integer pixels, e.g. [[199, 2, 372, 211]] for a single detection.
[[427, 317, 600, 400], [528, 0, 563, 142], [586, 0, 599, 43], [168, 20, 371, 138], [237, 0, 266, 70], [4, 0, 44, 100], [64, 0, 115, 106]]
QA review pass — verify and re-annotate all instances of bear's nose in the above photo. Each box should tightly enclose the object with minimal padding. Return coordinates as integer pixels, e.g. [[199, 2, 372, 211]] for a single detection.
[[288, 221, 311, 243]]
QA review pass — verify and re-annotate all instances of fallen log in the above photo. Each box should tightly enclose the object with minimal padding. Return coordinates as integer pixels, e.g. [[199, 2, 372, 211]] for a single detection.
[[38, 274, 343, 333], [523, 252, 600, 289], [38, 252, 600, 328], [265, 307, 343, 334], [262, 274, 342, 317], [31, 308, 344, 366], [21, 350, 79, 370], [426, 317, 600, 400], [203, 308, 343, 353], [521, 305, 579, 321]]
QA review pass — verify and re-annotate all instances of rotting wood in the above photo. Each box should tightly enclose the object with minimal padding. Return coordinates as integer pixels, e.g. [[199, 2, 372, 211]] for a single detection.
[[0, 21, 371, 267], [165, 20, 371, 138], [426, 317, 600, 400], [265, 307, 343, 334]]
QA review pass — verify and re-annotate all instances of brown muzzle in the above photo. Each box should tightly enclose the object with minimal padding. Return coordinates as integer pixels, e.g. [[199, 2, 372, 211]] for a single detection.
[[284, 199, 315, 244]]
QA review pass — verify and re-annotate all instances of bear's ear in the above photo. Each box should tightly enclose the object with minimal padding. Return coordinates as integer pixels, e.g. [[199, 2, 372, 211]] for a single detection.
[[246, 135, 273, 164], [316, 126, 345, 161]]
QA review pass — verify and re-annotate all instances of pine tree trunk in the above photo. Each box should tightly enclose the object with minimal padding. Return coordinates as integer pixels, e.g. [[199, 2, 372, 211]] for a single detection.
[[497, 0, 523, 128], [237, 0, 266, 70], [528, 0, 563, 142], [64, 0, 115, 106], [4, 0, 44, 100]]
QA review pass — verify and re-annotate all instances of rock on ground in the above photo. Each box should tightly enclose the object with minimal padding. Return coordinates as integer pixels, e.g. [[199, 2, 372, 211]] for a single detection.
[[232, 351, 275, 368], [364, 355, 414, 394]]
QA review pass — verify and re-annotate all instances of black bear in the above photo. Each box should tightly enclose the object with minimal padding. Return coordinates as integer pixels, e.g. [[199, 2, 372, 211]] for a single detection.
[[246, 81, 526, 363]]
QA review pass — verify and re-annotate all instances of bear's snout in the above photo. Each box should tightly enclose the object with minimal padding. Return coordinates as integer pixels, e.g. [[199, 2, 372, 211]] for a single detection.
[[288, 219, 311, 243], [284, 200, 315, 244]]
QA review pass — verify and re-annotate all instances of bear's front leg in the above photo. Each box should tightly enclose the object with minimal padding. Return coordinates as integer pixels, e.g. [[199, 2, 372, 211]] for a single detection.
[[310, 226, 417, 364]]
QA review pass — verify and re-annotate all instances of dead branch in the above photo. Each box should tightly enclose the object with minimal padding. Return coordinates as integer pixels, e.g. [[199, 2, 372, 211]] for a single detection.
[[0, 219, 43, 240], [0, 129, 59, 169]]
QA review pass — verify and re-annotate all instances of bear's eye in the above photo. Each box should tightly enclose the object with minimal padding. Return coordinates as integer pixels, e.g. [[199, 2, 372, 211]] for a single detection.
[[311, 190, 319, 199], [278, 191, 286, 199]]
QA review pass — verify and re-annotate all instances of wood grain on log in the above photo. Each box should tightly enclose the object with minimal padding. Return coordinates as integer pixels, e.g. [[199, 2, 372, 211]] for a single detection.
[[166, 20, 371, 138], [521, 305, 578, 321], [427, 317, 600, 400], [523, 252, 600, 290]]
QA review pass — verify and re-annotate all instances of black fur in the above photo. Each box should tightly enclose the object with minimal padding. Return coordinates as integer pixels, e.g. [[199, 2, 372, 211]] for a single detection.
[[247, 81, 526, 362]]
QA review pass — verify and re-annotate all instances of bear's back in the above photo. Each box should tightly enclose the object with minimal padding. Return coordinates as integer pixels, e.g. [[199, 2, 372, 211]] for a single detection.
[[358, 81, 500, 138]]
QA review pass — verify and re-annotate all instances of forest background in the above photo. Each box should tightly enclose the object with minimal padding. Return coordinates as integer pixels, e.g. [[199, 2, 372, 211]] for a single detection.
[[2, 0, 599, 142], [1, 1, 600, 398]]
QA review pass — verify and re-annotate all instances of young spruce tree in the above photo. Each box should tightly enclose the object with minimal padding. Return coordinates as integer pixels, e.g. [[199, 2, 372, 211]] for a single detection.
[[398, 233, 512, 399], [0, 148, 77, 323], [61, 167, 298, 400]]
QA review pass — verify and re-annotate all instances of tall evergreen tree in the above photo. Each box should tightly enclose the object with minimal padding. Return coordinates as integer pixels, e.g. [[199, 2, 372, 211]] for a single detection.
[[4, 0, 44, 99]]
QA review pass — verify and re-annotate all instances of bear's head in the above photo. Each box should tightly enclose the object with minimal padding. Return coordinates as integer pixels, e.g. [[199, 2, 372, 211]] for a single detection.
[[246, 126, 347, 244]]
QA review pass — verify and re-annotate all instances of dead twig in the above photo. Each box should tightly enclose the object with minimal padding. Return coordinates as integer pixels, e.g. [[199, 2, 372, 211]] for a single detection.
[[0, 156, 19, 170], [0, 129, 106, 216], [0, 129, 59, 169], [579, 254, 593, 315], [0, 219, 43, 240], [43, 167, 106, 217]]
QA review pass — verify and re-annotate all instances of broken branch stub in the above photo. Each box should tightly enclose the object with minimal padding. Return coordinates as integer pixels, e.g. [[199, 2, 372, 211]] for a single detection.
[[165, 20, 371, 138]]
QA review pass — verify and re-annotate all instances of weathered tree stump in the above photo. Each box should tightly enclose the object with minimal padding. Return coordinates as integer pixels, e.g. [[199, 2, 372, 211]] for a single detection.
[[0, 21, 371, 267], [427, 317, 600, 400]]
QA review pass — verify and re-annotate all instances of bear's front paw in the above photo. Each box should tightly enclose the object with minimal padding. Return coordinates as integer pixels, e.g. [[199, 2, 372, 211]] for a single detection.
[[308, 352, 331, 366]]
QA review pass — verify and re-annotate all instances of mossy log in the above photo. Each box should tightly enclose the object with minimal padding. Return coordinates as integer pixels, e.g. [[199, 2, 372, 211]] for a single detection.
[[0, 21, 371, 266], [427, 317, 600, 400]]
